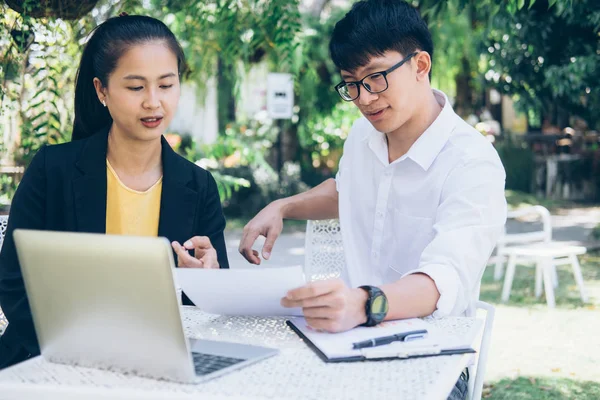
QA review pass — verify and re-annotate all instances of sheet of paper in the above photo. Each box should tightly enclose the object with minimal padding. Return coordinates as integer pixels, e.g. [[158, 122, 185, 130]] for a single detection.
[[290, 317, 434, 359], [175, 266, 306, 317], [289, 317, 482, 360]]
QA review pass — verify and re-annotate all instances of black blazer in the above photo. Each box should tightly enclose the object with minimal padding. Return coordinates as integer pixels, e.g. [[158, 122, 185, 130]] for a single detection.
[[0, 128, 229, 368]]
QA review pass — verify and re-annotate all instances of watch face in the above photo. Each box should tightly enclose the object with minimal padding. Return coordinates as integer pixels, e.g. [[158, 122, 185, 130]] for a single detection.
[[370, 293, 389, 321]]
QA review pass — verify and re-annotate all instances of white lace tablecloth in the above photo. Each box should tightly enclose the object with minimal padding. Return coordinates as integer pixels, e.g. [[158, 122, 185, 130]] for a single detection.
[[0, 307, 476, 400]]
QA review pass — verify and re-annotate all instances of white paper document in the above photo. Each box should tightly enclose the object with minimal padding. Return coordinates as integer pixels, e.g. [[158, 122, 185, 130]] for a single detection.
[[175, 266, 306, 316], [288, 317, 482, 361]]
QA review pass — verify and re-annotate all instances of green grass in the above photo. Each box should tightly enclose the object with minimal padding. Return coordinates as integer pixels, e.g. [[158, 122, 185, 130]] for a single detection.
[[484, 377, 600, 399], [480, 252, 600, 308], [505, 190, 573, 212]]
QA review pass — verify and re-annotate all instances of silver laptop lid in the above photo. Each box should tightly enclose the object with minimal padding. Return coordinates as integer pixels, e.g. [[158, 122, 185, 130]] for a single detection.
[[14, 229, 195, 382]]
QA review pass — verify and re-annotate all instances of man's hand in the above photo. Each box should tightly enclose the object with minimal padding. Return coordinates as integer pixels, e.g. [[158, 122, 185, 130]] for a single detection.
[[281, 279, 368, 332], [171, 236, 219, 268], [238, 201, 285, 264]]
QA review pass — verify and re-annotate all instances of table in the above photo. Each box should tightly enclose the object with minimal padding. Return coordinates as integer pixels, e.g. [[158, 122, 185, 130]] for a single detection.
[[0, 307, 477, 400]]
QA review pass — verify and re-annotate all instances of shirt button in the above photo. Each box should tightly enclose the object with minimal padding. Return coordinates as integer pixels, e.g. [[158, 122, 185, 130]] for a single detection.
[[385, 170, 392, 177], [372, 251, 378, 258], [376, 211, 383, 217]]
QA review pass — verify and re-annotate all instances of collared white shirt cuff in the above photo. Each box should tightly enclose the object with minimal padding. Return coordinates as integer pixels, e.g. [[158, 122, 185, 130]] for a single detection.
[[402, 264, 461, 318]]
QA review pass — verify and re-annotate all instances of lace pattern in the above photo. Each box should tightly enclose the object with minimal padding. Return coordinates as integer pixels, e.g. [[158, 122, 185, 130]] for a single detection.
[[0, 307, 475, 399]]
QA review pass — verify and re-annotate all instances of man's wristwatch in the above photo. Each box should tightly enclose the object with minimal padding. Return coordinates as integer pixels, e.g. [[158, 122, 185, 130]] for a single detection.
[[358, 285, 388, 327]]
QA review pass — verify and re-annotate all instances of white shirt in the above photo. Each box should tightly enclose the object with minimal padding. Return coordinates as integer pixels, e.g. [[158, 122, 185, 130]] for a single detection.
[[335, 89, 507, 317]]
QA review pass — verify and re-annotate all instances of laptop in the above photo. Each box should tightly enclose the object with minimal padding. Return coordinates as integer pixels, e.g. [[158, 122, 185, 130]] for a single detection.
[[13, 229, 278, 383]]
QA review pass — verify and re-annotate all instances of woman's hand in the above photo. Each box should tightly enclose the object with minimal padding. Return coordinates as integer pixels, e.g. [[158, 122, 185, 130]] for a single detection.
[[171, 236, 219, 268]]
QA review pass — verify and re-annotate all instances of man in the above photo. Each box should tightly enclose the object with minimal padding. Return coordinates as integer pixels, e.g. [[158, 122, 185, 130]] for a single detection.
[[240, 1, 506, 397]]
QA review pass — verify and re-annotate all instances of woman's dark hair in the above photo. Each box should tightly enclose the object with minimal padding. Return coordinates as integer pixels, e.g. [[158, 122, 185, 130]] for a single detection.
[[72, 15, 187, 141], [329, 0, 433, 75]]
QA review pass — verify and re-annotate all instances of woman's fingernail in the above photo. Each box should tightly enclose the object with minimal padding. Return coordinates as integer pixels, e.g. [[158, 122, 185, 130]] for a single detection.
[[263, 252, 270, 259], [184, 241, 192, 248]]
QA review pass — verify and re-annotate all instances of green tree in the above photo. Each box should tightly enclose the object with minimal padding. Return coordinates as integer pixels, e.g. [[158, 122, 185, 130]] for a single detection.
[[418, 0, 596, 129], [126, 0, 302, 132], [483, 0, 599, 129], [1, 7, 80, 166]]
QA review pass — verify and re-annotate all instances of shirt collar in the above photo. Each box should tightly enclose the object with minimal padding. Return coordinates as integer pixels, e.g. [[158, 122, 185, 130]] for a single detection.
[[366, 89, 458, 171]]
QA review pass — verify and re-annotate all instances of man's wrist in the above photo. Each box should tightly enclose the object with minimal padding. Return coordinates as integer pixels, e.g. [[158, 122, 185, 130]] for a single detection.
[[273, 198, 291, 219], [352, 287, 369, 326]]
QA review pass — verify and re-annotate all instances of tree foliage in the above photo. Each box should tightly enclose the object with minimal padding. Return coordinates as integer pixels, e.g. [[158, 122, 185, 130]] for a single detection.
[[418, 0, 597, 129], [1, 0, 598, 208], [483, 0, 599, 129], [1, 7, 79, 166]]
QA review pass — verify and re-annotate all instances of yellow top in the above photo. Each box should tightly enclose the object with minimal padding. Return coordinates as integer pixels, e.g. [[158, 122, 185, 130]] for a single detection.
[[105, 160, 162, 236]]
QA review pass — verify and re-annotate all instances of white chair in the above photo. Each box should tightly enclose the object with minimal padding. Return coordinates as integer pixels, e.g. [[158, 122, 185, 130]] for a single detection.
[[303, 219, 346, 282], [467, 301, 495, 400], [494, 206, 552, 281], [494, 206, 588, 307], [500, 243, 587, 308], [304, 219, 493, 400]]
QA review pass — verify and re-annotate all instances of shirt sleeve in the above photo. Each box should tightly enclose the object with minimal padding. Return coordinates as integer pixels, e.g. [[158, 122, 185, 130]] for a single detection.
[[402, 156, 507, 317], [335, 154, 344, 193]]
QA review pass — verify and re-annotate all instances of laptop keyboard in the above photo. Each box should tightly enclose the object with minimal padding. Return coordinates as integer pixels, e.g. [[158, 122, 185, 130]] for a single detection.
[[191, 352, 246, 376]]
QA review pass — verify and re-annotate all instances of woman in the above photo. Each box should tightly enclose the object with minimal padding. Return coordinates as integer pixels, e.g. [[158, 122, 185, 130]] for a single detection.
[[0, 15, 228, 369]]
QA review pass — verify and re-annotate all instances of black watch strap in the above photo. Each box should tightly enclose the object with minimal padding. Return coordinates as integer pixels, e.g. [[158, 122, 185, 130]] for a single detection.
[[359, 285, 388, 327]]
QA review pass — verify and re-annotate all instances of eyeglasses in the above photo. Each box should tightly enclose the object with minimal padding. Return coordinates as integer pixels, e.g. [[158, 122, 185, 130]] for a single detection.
[[334, 52, 418, 101]]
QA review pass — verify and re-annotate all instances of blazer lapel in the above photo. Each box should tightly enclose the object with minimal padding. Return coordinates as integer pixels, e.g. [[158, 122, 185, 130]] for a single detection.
[[158, 137, 198, 243], [72, 128, 109, 234]]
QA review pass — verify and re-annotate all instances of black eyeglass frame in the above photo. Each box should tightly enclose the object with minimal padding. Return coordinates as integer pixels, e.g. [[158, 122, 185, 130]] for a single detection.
[[334, 52, 419, 101]]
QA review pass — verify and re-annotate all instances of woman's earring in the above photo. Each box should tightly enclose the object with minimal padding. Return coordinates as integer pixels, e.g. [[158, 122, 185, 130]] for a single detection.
[[102, 100, 106, 107]]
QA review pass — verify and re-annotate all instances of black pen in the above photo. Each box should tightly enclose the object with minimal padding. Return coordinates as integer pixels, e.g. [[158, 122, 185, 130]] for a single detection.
[[352, 329, 428, 349]]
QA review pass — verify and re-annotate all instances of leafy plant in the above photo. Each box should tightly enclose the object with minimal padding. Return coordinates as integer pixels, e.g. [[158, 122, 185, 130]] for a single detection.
[[182, 118, 310, 215], [298, 100, 360, 185], [4, 0, 99, 20], [12, 18, 77, 167], [175, 120, 280, 202], [0, 175, 17, 207], [482, 0, 599, 129]]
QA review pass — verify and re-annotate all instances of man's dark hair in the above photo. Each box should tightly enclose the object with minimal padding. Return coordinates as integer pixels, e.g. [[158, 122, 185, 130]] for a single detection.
[[329, 0, 433, 74]]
